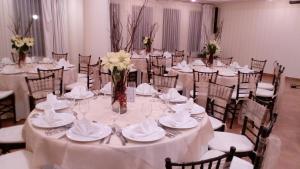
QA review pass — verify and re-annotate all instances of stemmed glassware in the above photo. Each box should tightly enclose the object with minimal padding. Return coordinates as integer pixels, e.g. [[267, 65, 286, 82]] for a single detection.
[[78, 99, 90, 119]]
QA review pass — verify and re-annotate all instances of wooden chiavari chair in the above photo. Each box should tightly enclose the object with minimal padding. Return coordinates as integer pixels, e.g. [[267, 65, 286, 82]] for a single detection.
[[171, 54, 184, 67], [25, 74, 55, 111], [229, 71, 260, 128], [217, 57, 233, 66], [52, 52, 68, 61], [250, 58, 267, 81], [165, 147, 236, 169], [206, 82, 235, 131], [127, 70, 138, 87], [174, 49, 184, 56], [87, 62, 101, 91], [152, 73, 178, 93], [209, 96, 270, 161], [192, 70, 218, 100], [78, 54, 91, 76], [37, 67, 64, 96]]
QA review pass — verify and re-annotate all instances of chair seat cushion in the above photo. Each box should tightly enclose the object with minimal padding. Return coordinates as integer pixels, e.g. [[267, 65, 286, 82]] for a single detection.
[[78, 73, 87, 79], [65, 81, 87, 90], [231, 90, 249, 100], [208, 116, 224, 130], [258, 82, 274, 91], [176, 83, 183, 91], [256, 88, 274, 98], [0, 150, 32, 169], [0, 125, 25, 143], [0, 90, 14, 100], [208, 131, 254, 152], [200, 150, 225, 161], [230, 157, 254, 169]]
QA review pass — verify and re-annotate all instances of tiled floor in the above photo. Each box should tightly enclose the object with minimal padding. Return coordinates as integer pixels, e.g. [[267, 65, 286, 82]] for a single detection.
[[1, 77, 300, 168]]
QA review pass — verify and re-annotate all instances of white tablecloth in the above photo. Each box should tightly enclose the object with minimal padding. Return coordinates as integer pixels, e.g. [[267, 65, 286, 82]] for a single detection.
[[24, 96, 214, 169], [0, 63, 77, 120]]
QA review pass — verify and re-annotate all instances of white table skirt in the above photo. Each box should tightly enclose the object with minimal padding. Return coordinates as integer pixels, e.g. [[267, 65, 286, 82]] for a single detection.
[[24, 96, 214, 169]]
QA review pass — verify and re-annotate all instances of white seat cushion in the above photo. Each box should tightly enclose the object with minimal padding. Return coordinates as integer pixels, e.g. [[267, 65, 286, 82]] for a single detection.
[[0, 125, 25, 143], [256, 88, 274, 98], [258, 82, 274, 91], [230, 157, 254, 169], [0, 150, 32, 169], [0, 90, 14, 100], [78, 73, 87, 79], [208, 131, 254, 152], [200, 150, 225, 160], [208, 116, 224, 130], [176, 83, 183, 91], [65, 81, 87, 91], [231, 90, 249, 100]]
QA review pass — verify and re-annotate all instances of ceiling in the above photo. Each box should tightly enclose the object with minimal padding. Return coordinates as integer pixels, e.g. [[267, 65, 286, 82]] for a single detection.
[[157, 0, 254, 4]]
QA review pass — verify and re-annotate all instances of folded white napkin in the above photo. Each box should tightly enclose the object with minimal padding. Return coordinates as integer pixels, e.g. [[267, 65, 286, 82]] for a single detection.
[[57, 58, 72, 68], [46, 93, 58, 106], [152, 51, 163, 56], [216, 60, 225, 67], [193, 59, 205, 66], [240, 65, 254, 73], [1, 65, 21, 73], [168, 111, 190, 127], [1, 57, 13, 64], [230, 61, 240, 69], [71, 118, 101, 137], [25, 57, 32, 64], [136, 83, 157, 95], [130, 119, 159, 138], [42, 108, 61, 125], [69, 85, 89, 98], [164, 51, 172, 58], [100, 82, 112, 94], [42, 57, 52, 63], [161, 88, 182, 101]]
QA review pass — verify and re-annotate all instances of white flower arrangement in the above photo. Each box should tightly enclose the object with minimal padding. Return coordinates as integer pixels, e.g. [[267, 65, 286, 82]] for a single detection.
[[143, 36, 152, 46], [205, 40, 221, 55], [11, 35, 34, 53], [102, 50, 132, 71]]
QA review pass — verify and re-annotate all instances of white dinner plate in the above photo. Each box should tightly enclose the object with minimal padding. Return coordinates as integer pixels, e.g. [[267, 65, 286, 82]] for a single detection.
[[122, 125, 165, 142], [31, 112, 75, 128], [171, 104, 205, 115], [64, 91, 94, 100], [66, 123, 112, 142], [0, 70, 23, 75], [219, 71, 236, 77], [159, 116, 198, 129], [35, 100, 71, 110]]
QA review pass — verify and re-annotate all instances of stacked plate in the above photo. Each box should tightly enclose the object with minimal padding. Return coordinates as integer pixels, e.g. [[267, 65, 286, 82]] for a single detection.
[[159, 114, 198, 129], [64, 90, 94, 100], [35, 100, 71, 110], [171, 103, 205, 115], [31, 112, 75, 128]]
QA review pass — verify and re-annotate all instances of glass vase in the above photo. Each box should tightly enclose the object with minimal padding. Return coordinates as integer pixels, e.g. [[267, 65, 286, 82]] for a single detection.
[[111, 69, 128, 114], [207, 54, 214, 67], [18, 52, 26, 68]]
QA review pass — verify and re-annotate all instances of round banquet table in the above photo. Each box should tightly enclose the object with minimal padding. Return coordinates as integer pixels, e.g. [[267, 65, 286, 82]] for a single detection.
[[0, 63, 77, 120], [24, 96, 214, 169]]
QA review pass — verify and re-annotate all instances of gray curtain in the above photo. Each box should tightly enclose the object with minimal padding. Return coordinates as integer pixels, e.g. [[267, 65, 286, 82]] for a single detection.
[[132, 6, 153, 49], [188, 10, 202, 52], [110, 3, 120, 52], [162, 8, 180, 52], [13, 0, 45, 56]]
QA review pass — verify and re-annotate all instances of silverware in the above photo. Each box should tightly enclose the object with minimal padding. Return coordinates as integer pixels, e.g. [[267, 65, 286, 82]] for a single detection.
[[156, 120, 181, 137], [106, 126, 115, 144], [115, 129, 126, 146]]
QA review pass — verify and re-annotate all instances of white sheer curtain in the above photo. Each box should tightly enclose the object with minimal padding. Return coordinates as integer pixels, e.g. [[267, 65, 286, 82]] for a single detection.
[[0, 0, 15, 58], [188, 10, 202, 52], [42, 0, 69, 58], [200, 4, 214, 50], [162, 8, 180, 52]]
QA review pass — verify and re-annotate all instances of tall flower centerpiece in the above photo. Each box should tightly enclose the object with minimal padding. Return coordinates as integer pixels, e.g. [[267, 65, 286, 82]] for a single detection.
[[102, 50, 132, 114], [204, 40, 221, 67], [143, 36, 152, 53], [11, 36, 34, 67]]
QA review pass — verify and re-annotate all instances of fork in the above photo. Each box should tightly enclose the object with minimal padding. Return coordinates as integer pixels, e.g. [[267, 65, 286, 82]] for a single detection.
[[106, 126, 116, 144]]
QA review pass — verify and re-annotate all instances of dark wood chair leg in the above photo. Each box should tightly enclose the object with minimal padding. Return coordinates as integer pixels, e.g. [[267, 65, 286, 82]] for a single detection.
[[230, 103, 238, 129]]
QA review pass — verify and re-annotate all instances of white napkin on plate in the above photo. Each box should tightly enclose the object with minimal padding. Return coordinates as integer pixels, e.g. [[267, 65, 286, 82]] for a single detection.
[[100, 82, 112, 94], [164, 51, 172, 58], [71, 118, 101, 137], [230, 61, 240, 69], [136, 83, 156, 95], [168, 111, 190, 127], [161, 88, 184, 101], [42, 57, 52, 63], [176, 60, 188, 69], [25, 57, 32, 63], [185, 98, 194, 111], [1, 57, 13, 64], [69, 85, 89, 98], [130, 119, 159, 138], [57, 58, 72, 68], [42, 108, 61, 125], [193, 59, 205, 66], [152, 51, 163, 56], [216, 60, 225, 67]]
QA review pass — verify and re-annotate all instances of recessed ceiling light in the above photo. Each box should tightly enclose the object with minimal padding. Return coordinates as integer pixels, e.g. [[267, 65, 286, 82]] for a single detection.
[[191, 0, 196, 2]]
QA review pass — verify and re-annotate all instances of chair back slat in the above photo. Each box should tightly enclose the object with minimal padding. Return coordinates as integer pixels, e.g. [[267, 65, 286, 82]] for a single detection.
[[152, 73, 178, 93], [88, 62, 101, 90], [52, 52, 68, 61], [250, 58, 267, 81], [192, 70, 218, 100], [171, 54, 184, 66], [217, 57, 233, 66], [79, 54, 91, 74], [37, 67, 64, 95]]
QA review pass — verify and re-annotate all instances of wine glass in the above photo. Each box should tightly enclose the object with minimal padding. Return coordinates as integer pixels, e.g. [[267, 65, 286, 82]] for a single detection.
[[79, 99, 90, 119], [111, 104, 120, 125], [145, 102, 153, 119]]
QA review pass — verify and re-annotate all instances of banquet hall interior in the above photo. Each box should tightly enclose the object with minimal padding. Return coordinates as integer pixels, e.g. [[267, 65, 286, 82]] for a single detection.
[[0, 0, 299, 168]]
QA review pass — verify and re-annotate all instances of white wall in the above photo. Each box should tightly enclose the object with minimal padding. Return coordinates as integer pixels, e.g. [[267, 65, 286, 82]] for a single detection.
[[83, 0, 111, 62], [218, 0, 300, 78], [112, 0, 203, 52]]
